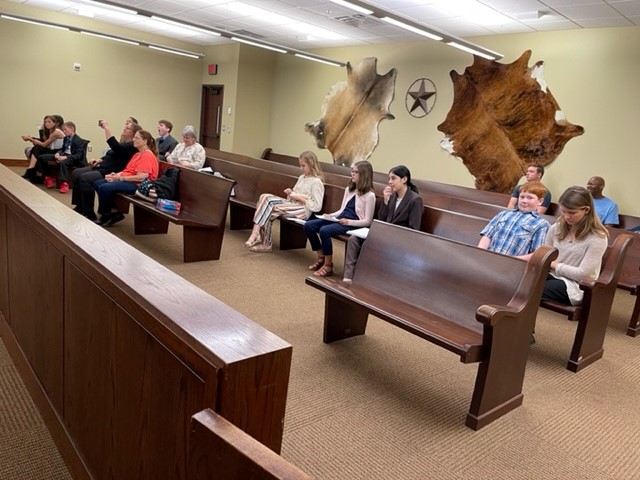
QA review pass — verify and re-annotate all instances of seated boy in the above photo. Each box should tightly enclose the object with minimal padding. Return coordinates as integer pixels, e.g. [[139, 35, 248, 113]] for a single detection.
[[478, 180, 550, 260], [40, 121, 87, 193]]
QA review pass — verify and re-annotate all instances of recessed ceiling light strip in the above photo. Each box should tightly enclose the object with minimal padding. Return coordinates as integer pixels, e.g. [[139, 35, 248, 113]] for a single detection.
[[1, 14, 70, 31], [294, 53, 343, 67], [230, 36, 287, 54], [80, 30, 140, 45]]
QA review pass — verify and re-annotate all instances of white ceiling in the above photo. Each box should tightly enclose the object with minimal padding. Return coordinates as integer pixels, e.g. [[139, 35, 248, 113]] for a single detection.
[[4, 0, 640, 50]]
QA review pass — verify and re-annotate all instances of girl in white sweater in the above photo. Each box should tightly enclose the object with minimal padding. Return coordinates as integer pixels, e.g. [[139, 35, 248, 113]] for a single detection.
[[543, 186, 608, 305], [246, 151, 325, 252]]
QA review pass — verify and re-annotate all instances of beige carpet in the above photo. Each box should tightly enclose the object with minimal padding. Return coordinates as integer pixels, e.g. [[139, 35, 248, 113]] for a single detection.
[[3, 167, 640, 479]]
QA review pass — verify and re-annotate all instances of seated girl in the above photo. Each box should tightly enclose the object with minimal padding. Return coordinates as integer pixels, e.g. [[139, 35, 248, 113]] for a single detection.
[[304, 160, 375, 277], [246, 151, 324, 252], [342, 165, 423, 283], [21, 114, 65, 182], [93, 130, 159, 227], [542, 186, 608, 305]]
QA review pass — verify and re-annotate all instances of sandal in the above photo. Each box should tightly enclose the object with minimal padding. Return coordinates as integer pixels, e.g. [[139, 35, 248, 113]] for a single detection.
[[308, 257, 325, 271], [314, 264, 333, 277], [244, 233, 261, 248], [249, 243, 272, 253]]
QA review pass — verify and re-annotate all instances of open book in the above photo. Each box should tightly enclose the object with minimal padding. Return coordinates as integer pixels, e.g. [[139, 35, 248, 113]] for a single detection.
[[346, 227, 369, 239]]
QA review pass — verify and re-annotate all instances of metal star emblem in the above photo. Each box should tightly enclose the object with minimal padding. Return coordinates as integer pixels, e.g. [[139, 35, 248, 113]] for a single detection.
[[405, 78, 437, 118]]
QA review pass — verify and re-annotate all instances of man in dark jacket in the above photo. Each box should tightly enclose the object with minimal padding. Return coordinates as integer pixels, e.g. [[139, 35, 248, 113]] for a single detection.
[[70, 119, 140, 220]]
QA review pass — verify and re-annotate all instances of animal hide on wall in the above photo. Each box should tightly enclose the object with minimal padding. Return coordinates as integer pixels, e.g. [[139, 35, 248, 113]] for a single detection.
[[438, 50, 584, 193], [305, 57, 396, 166]]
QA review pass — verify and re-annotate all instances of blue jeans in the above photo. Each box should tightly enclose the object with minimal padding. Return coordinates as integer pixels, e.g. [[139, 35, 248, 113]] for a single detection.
[[94, 179, 138, 214], [304, 218, 351, 256]]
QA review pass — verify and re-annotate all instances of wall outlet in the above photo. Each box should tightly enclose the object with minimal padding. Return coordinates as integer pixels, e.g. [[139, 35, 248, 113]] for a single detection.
[[87, 145, 92, 152]]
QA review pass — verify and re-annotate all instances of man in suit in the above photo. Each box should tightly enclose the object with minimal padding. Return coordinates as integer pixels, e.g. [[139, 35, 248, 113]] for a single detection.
[[156, 119, 178, 161], [41, 121, 87, 193]]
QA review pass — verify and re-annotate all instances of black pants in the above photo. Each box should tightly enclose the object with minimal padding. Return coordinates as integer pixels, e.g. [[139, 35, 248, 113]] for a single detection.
[[71, 167, 105, 216], [541, 274, 570, 305]]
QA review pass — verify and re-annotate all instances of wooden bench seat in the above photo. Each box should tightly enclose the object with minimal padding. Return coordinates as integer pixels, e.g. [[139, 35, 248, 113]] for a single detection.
[[540, 233, 632, 371], [419, 206, 632, 370], [306, 220, 557, 430], [115, 164, 235, 262], [607, 227, 640, 336], [189, 409, 312, 480]]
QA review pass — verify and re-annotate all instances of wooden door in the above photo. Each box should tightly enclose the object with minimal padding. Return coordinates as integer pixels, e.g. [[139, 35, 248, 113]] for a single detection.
[[200, 85, 224, 150]]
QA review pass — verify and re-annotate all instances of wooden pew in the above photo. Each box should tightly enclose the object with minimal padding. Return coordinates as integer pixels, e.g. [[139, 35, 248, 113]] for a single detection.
[[0, 165, 292, 478], [115, 163, 235, 262], [189, 409, 312, 480], [540, 233, 633, 371], [607, 227, 640, 336], [306, 221, 556, 430]]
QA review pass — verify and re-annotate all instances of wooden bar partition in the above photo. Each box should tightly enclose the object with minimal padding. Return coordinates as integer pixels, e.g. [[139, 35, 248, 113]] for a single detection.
[[0, 165, 292, 479]]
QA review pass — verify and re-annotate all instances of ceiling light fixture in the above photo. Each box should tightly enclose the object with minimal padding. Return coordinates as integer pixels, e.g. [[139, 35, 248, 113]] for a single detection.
[[328, 0, 374, 15], [77, 0, 137, 15], [294, 53, 343, 67], [150, 15, 221, 36], [148, 45, 202, 59], [230, 36, 287, 54], [380, 16, 443, 41], [80, 30, 140, 45], [325, 0, 502, 59], [1, 14, 70, 31]]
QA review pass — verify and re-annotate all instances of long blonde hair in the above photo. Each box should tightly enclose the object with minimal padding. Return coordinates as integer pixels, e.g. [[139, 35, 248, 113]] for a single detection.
[[299, 151, 324, 181], [555, 186, 608, 241]]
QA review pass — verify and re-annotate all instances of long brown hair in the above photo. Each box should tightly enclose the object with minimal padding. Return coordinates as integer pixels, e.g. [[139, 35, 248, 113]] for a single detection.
[[555, 186, 608, 241], [349, 160, 374, 196], [136, 130, 159, 158]]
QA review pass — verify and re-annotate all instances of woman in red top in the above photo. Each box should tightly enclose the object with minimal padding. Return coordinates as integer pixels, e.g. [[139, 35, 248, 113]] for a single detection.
[[94, 129, 159, 227]]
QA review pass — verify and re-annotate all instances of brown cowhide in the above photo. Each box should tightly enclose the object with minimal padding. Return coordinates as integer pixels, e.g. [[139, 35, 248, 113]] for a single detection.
[[438, 50, 584, 193], [305, 57, 396, 166]]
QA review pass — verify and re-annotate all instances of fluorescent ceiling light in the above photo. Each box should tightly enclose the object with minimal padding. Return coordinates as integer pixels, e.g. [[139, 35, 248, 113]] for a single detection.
[[329, 0, 373, 15], [80, 30, 140, 45], [447, 42, 496, 60], [148, 45, 201, 59], [150, 16, 221, 36], [77, 0, 137, 15], [294, 53, 343, 67], [230, 36, 287, 54], [380, 17, 443, 41], [0, 14, 70, 31]]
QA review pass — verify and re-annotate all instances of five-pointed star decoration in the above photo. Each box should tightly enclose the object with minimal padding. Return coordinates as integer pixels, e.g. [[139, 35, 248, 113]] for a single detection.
[[405, 78, 437, 118]]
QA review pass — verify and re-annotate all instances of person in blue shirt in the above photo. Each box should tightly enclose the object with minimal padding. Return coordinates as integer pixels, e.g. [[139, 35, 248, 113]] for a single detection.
[[586, 176, 619, 226], [479, 180, 550, 260]]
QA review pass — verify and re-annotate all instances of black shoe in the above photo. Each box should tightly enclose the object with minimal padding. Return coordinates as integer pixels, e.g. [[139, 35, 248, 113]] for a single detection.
[[73, 205, 82, 214], [95, 214, 111, 226], [22, 168, 35, 180], [30, 175, 44, 185], [84, 213, 98, 221], [102, 212, 125, 227]]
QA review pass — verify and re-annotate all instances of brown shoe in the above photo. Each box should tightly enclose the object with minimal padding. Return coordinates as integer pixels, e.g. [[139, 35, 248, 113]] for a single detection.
[[314, 264, 333, 277], [308, 257, 325, 270]]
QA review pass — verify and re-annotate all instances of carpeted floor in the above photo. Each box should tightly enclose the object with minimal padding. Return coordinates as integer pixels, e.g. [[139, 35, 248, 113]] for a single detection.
[[2, 166, 640, 479]]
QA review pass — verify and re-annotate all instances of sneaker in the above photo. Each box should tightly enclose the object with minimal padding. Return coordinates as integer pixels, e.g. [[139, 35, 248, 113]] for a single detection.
[[102, 212, 125, 227], [95, 214, 111, 226], [59, 182, 69, 194], [44, 176, 56, 189]]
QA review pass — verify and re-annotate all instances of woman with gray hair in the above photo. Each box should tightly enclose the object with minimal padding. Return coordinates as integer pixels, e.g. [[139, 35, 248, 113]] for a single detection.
[[165, 125, 206, 169]]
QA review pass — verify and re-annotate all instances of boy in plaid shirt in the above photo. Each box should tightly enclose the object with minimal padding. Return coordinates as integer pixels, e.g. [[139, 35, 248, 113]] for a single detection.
[[478, 181, 550, 260]]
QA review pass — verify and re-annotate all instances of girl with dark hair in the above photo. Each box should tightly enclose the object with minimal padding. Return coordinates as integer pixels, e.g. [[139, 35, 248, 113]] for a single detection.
[[304, 160, 376, 277], [21, 114, 65, 181], [542, 186, 608, 305], [342, 165, 423, 283], [93, 129, 159, 227]]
